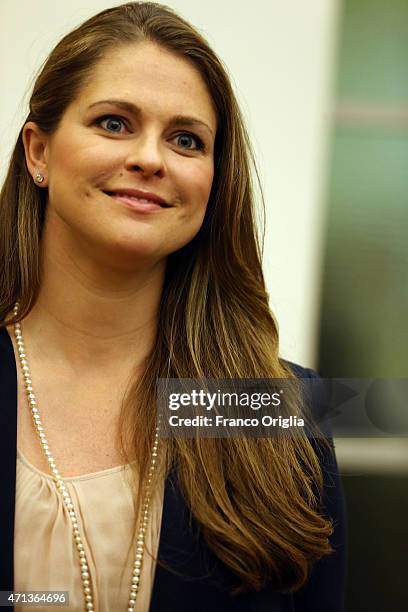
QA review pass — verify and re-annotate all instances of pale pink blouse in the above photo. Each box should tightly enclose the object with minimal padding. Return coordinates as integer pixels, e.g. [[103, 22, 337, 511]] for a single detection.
[[14, 448, 164, 612]]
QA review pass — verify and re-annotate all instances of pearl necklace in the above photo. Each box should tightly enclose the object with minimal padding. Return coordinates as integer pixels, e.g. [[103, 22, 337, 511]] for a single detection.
[[13, 303, 159, 612]]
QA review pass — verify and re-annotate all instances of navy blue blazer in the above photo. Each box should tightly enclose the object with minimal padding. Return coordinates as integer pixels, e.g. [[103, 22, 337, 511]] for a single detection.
[[0, 326, 346, 611]]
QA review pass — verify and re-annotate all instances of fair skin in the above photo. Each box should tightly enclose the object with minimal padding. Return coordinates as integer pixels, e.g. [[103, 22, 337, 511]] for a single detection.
[[8, 41, 217, 476]]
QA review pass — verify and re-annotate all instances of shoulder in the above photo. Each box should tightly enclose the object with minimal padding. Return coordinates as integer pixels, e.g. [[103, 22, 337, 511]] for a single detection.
[[280, 360, 347, 611], [0, 325, 13, 350], [281, 359, 332, 435], [281, 359, 319, 380], [0, 326, 16, 382]]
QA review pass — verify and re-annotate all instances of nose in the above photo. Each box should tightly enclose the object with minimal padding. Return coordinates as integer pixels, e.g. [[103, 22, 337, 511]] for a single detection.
[[124, 131, 166, 177]]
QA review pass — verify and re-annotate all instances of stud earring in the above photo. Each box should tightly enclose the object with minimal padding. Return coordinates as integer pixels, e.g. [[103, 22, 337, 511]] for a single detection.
[[35, 172, 45, 184]]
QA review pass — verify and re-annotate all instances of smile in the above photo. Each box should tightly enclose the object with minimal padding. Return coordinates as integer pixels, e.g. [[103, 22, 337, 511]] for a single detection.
[[103, 189, 173, 213]]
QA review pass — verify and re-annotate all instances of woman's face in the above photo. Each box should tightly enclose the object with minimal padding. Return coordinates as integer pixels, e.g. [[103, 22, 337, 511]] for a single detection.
[[27, 42, 217, 268]]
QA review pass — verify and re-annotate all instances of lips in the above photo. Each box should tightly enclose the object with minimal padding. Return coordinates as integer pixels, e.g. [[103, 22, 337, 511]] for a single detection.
[[103, 188, 172, 208]]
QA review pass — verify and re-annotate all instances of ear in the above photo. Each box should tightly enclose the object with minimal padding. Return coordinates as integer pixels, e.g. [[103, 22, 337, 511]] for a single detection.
[[22, 122, 50, 186]]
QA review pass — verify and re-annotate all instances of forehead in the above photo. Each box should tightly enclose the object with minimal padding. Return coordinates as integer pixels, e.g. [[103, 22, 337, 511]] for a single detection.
[[73, 41, 217, 128]]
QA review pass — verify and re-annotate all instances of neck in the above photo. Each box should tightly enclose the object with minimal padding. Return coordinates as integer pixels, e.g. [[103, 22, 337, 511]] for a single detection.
[[18, 241, 166, 375]]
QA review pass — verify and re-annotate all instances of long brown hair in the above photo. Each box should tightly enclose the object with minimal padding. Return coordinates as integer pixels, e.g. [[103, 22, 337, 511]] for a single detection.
[[0, 2, 333, 594]]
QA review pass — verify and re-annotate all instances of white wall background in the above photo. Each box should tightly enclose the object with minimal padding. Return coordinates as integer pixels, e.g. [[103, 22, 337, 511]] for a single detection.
[[0, 0, 341, 368]]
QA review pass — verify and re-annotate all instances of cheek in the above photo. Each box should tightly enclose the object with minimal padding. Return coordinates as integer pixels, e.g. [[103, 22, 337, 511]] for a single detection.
[[177, 162, 214, 209], [47, 148, 97, 219], [48, 135, 121, 185]]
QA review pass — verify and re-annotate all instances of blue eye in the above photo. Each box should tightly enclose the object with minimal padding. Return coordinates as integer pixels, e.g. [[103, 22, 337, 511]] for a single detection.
[[175, 133, 204, 151], [97, 116, 126, 133]]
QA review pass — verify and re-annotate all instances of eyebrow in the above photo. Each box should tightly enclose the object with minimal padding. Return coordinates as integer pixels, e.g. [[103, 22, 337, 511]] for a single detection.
[[87, 99, 215, 137]]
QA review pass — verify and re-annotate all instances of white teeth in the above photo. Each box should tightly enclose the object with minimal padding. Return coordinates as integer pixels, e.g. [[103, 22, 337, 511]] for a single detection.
[[113, 193, 159, 205], [129, 197, 154, 204]]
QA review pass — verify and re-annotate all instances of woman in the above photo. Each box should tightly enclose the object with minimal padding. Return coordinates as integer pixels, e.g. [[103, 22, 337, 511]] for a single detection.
[[0, 2, 346, 611]]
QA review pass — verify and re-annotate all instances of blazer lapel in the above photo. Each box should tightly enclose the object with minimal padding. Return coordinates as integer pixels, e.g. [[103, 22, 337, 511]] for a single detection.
[[0, 326, 17, 592]]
